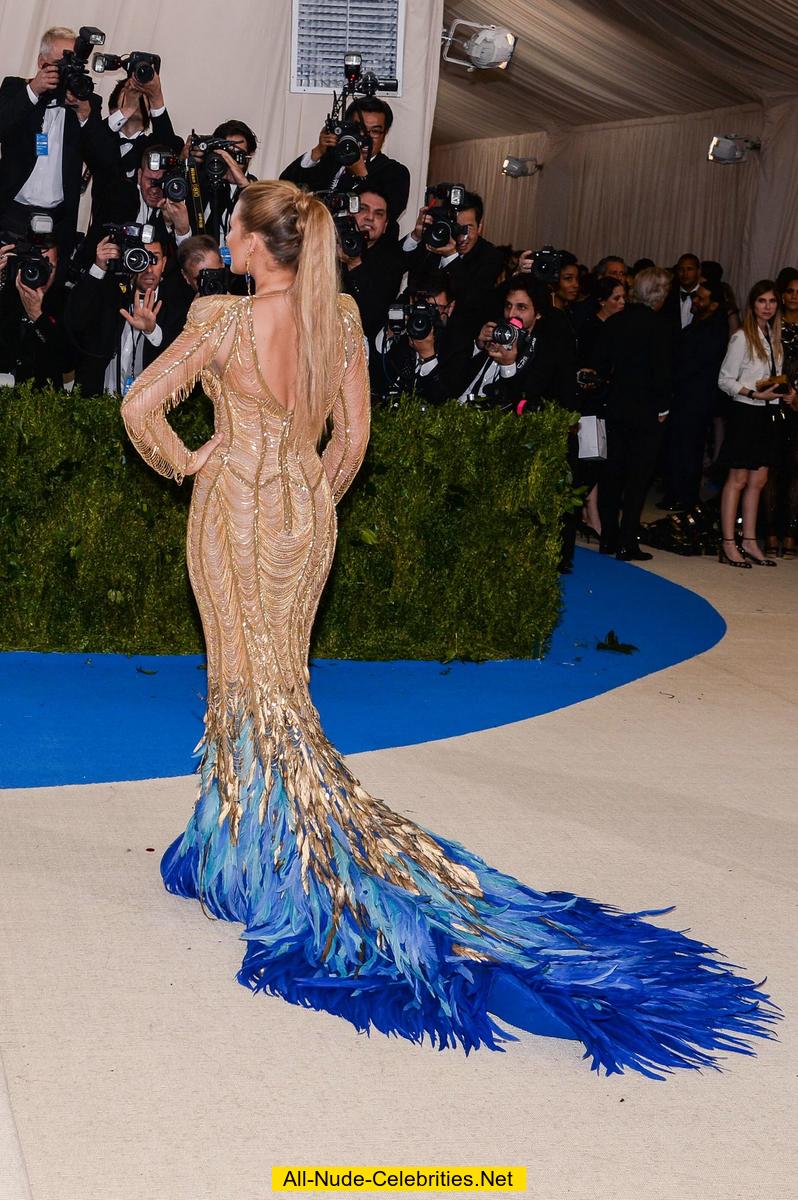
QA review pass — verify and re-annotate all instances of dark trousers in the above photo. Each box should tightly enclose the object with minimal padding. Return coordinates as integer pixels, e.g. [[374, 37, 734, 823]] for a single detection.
[[664, 394, 712, 508], [599, 419, 662, 550]]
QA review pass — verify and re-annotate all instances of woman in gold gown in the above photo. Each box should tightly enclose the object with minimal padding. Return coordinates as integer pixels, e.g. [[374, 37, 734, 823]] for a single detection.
[[121, 180, 776, 1077]]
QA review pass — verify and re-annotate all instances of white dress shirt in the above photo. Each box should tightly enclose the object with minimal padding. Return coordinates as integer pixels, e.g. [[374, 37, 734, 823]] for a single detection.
[[89, 264, 164, 394], [718, 328, 784, 404], [15, 88, 65, 208], [679, 287, 698, 329], [458, 343, 516, 403]]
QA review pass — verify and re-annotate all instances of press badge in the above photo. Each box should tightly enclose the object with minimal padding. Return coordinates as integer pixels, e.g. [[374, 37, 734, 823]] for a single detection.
[[35, 133, 48, 156], [219, 246, 232, 266], [122, 375, 135, 396]]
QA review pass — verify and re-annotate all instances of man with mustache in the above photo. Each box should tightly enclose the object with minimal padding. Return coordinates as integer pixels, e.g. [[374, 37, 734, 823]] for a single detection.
[[338, 186, 405, 346]]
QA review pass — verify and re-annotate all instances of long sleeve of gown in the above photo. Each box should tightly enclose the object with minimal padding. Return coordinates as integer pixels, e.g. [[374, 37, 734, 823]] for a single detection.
[[322, 295, 371, 504], [120, 295, 237, 483]]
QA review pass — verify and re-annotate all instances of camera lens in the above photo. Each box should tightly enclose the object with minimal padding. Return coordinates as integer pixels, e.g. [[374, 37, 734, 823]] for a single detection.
[[425, 219, 453, 250], [66, 70, 94, 100], [21, 259, 51, 289], [205, 154, 226, 178], [407, 308, 434, 340], [491, 322, 518, 347], [133, 62, 154, 84], [335, 133, 363, 167], [123, 247, 151, 274], [164, 175, 188, 202]]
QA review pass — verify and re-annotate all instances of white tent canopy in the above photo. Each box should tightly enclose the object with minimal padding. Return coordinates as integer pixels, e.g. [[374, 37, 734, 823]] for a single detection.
[[430, 1, 798, 293]]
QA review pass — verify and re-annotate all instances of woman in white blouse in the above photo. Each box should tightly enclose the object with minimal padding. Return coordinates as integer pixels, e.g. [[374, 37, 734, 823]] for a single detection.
[[717, 280, 796, 566]]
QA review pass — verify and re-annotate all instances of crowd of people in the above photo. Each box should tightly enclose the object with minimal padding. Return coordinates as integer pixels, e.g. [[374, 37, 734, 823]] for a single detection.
[[1, 26, 796, 568]]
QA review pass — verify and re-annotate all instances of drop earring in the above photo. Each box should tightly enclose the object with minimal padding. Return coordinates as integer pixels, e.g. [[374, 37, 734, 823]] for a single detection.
[[245, 253, 253, 296]]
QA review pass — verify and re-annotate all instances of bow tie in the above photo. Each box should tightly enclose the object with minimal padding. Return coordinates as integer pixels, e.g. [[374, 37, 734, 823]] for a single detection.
[[680, 290, 695, 302]]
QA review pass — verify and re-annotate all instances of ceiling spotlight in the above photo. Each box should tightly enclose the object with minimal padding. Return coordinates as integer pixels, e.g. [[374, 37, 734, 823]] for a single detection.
[[707, 134, 762, 164], [502, 156, 542, 178], [442, 20, 517, 72]]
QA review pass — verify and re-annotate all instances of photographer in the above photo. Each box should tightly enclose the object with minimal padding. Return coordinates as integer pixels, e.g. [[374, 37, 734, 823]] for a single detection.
[[281, 97, 409, 239], [454, 274, 576, 412], [84, 143, 194, 264], [338, 187, 404, 344], [83, 69, 183, 249], [0, 27, 101, 253], [168, 234, 226, 327], [65, 234, 182, 394], [0, 229, 72, 386], [404, 190, 503, 344], [373, 270, 470, 404], [193, 121, 258, 247]]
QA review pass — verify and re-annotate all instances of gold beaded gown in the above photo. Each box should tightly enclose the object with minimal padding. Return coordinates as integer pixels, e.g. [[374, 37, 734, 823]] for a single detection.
[[121, 293, 776, 1077]]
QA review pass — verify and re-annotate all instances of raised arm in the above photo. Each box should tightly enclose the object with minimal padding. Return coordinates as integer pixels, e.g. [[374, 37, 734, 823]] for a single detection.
[[322, 297, 371, 504], [120, 295, 237, 483]]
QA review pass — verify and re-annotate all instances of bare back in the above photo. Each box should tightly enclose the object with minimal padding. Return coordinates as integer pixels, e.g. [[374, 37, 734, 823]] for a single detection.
[[211, 293, 300, 415]]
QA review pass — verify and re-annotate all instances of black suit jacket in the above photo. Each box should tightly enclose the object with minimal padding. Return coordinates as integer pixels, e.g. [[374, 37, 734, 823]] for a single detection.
[[405, 236, 504, 344], [65, 268, 184, 395], [83, 109, 184, 237], [341, 236, 405, 344], [280, 150, 410, 240], [0, 279, 72, 386], [0, 77, 100, 239], [592, 303, 673, 427]]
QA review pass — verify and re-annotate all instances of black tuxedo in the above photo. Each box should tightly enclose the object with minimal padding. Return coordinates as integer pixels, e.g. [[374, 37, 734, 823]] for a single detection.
[[83, 109, 184, 247], [405, 237, 504, 343], [665, 307, 729, 507], [372, 322, 472, 404], [592, 303, 674, 551], [198, 174, 256, 243], [0, 279, 72, 386], [341, 235, 405, 344], [65, 268, 185, 395], [451, 307, 577, 412], [0, 77, 100, 249], [280, 150, 410, 240]]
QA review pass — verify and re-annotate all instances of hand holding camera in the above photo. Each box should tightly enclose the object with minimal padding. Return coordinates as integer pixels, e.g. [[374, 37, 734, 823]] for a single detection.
[[95, 235, 121, 272], [29, 62, 61, 97], [311, 127, 340, 163], [15, 274, 45, 322]]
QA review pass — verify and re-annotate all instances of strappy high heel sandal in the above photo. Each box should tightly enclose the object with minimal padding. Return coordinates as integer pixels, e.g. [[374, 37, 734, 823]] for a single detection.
[[740, 537, 777, 566], [718, 538, 752, 568]]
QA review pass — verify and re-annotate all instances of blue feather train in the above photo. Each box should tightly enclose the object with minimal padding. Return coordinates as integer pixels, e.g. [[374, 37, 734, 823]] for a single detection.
[[161, 730, 779, 1081]]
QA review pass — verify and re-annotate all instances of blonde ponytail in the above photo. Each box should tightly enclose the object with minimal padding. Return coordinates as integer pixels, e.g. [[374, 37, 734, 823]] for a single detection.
[[236, 179, 342, 445], [293, 190, 341, 445]]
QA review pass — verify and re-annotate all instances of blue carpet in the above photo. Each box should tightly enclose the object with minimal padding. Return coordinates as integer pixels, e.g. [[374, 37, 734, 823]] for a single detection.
[[0, 548, 724, 788]]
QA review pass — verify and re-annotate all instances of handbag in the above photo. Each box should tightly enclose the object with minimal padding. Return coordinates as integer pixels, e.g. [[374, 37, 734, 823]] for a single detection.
[[577, 413, 607, 460]]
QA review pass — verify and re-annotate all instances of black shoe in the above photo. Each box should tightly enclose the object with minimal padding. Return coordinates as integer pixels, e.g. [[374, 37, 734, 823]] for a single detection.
[[599, 540, 617, 555], [718, 538, 752, 568], [740, 537, 777, 566], [616, 545, 653, 562]]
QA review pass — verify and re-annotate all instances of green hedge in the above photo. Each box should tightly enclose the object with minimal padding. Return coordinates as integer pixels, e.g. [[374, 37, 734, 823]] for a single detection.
[[0, 384, 574, 659]]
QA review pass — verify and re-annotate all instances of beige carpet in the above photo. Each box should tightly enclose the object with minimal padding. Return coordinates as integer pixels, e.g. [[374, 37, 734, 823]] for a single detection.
[[1, 553, 795, 1200]]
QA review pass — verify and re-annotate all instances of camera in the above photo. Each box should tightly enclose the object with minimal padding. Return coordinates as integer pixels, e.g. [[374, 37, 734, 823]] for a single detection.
[[491, 318, 531, 355], [319, 192, 365, 259], [422, 183, 468, 250], [0, 214, 55, 290], [55, 25, 105, 100], [325, 117, 371, 167], [191, 136, 249, 182], [524, 245, 566, 284], [324, 53, 398, 167], [387, 299, 441, 342], [196, 267, 229, 297], [146, 151, 188, 202], [102, 222, 157, 275], [92, 49, 161, 84]]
